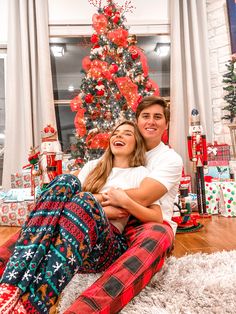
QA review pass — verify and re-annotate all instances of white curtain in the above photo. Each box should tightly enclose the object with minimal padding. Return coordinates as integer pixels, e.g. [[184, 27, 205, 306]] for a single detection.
[[169, 0, 213, 173], [3, 0, 56, 188]]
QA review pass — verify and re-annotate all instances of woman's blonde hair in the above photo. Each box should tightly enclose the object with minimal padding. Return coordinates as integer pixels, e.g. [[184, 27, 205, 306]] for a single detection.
[[83, 120, 146, 194]]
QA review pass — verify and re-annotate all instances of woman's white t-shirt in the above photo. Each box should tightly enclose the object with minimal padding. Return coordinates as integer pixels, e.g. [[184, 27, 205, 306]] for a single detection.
[[78, 159, 151, 233]]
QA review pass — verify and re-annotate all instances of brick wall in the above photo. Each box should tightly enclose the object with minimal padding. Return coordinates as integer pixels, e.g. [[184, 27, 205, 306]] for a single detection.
[[207, 0, 232, 144]]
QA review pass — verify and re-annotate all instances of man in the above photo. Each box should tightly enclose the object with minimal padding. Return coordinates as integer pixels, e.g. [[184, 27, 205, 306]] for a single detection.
[[65, 96, 183, 313]]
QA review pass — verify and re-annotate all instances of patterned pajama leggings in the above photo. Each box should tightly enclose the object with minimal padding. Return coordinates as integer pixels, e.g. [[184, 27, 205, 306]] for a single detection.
[[0, 174, 127, 314]]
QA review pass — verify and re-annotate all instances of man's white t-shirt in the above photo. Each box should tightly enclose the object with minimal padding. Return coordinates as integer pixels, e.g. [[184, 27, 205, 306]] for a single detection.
[[145, 142, 183, 234], [78, 160, 152, 233]]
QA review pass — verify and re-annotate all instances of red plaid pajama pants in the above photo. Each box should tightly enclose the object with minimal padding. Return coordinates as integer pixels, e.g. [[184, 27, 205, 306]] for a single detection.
[[64, 217, 174, 314]]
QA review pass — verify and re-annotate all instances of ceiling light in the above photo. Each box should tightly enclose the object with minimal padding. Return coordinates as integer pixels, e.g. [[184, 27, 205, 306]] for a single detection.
[[154, 44, 170, 57], [51, 45, 65, 57], [68, 85, 75, 92]]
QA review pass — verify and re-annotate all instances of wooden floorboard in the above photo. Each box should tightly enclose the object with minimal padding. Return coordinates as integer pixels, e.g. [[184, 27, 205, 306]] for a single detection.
[[0, 215, 236, 258], [172, 215, 236, 257]]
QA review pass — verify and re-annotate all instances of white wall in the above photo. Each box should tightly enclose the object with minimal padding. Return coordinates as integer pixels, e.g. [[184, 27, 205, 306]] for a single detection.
[[207, 0, 232, 145], [48, 0, 170, 24], [0, 0, 170, 43], [0, 0, 8, 45], [48, 0, 170, 35]]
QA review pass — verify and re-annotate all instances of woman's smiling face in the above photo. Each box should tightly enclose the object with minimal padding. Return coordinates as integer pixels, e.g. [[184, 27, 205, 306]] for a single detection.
[[110, 123, 136, 158]]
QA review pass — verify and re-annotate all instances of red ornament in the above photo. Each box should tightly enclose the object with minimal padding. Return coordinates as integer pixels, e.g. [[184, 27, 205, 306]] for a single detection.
[[116, 93, 122, 100], [84, 94, 94, 103], [93, 44, 101, 50], [43, 125, 56, 135], [109, 63, 119, 74], [96, 89, 105, 96], [128, 45, 149, 76], [112, 12, 120, 24], [91, 34, 99, 44], [104, 6, 113, 16], [131, 51, 139, 60]]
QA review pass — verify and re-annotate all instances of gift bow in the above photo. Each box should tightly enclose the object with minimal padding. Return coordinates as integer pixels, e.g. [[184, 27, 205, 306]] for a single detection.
[[207, 146, 218, 155]]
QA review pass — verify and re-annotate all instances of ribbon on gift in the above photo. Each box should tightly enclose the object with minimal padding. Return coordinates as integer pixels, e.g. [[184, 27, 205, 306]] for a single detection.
[[207, 146, 218, 155]]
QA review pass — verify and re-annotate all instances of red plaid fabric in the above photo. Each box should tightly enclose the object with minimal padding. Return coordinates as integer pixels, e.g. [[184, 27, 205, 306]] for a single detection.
[[0, 230, 20, 277], [64, 218, 174, 314]]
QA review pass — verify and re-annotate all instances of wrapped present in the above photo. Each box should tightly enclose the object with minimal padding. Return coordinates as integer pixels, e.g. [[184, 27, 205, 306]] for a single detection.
[[11, 170, 39, 189], [0, 201, 35, 226], [219, 181, 236, 217], [207, 141, 230, 161], [205, 182, 221, 214], [206, 165, 230, 180], [0, 188, 34, 202]]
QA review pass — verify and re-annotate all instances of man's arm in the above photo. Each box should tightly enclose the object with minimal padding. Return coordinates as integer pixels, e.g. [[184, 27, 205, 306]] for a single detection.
[[125, 177, 167, 206], [104, 188, 163, 223], [102, 177, 167, 208]]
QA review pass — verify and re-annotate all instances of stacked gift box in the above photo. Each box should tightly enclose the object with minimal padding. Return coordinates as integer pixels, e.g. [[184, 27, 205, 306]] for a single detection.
[[204, 140, 236, 217], [205, 181, 236, 217], [206, 141, 231, 180], [11, 169, 39, 189], [0, 169, 37, 227], [0, 200, 34, 226]]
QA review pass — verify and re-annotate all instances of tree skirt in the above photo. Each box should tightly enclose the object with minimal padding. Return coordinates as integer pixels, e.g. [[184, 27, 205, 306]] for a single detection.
[[58, 250, 236, 314]]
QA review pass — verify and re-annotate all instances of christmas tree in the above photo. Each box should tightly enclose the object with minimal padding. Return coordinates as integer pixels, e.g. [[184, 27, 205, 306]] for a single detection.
[[222, 53, 236, 123], [70, 0, 160, 166]]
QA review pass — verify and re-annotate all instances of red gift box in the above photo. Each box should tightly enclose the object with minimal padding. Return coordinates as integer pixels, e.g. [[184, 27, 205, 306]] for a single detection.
[[207, 141, 230, 162]]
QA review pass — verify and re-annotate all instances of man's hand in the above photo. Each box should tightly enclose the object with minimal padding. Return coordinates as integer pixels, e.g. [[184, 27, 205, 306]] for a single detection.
[[103, 205, 129, 219], [102, 187, 130, 207]]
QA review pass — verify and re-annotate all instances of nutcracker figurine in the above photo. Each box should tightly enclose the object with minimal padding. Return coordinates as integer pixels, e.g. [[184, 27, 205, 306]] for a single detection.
[[29, 125, 63, 189], [187, 109, 208, 215]]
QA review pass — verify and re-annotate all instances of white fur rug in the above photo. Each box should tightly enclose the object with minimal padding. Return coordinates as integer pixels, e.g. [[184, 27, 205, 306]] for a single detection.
[[58, 250, 236, 314]]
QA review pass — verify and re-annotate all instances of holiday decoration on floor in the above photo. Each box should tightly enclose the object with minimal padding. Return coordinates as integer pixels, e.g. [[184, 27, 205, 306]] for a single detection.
[[70, 0, 160, 165], [187, 109, 209, 216], [172, 169, 203, 233], [25, 125, 63, 191]]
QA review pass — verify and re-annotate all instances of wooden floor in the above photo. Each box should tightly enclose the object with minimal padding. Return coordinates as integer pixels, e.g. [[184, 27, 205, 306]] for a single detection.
[[172, 215, 236, 257], [0, 215, 236, 257]]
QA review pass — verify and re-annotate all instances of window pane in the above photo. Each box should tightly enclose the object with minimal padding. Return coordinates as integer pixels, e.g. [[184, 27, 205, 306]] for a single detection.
[[50, 35, 170, 152]]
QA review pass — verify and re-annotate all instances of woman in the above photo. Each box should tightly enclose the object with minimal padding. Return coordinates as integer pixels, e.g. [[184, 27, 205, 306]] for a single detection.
[[0, 120, 163, 314]]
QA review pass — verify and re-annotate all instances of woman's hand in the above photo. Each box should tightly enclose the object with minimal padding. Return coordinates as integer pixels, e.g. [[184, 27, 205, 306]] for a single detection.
[[103, 206, 129, 219], [102, 187, 130, 208]]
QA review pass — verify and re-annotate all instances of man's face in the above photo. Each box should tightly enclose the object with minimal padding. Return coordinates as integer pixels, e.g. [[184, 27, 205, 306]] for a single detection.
[[137, 104, 168, 150]]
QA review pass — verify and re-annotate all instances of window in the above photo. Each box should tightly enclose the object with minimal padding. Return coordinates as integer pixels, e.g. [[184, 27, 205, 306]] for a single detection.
[[50, 35, 170, 152]]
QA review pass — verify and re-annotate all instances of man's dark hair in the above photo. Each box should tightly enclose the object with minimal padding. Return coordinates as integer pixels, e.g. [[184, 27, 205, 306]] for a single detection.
[[135, 96, 170, 122]]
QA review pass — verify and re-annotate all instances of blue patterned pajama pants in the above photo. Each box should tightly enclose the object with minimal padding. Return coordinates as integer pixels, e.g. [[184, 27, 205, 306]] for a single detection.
[[0, 174, 127, 313]]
